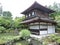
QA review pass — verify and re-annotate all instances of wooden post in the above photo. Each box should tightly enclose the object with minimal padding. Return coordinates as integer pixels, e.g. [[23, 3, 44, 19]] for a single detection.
[[39, 17, 40, 35]]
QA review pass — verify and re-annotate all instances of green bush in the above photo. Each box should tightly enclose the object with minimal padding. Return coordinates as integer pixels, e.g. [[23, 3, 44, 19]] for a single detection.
[[43, 34, 60, 45], [6, 28, 14, 33], [20, 29, 30, 40], [56, 28, 60, 33], [49, 34, 56, 41], [0, 26, 6, 33]]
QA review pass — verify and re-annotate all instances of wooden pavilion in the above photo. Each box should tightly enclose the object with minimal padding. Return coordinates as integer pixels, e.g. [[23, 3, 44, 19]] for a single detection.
[[20, 2, 56, 35]]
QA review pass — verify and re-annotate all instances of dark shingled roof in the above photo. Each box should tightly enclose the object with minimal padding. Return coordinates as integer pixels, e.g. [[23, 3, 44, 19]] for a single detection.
[[21, 1, 55, 14]]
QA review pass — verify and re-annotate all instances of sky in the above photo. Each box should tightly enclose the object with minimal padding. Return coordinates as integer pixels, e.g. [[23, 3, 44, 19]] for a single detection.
[[0, 0, 60, 18]]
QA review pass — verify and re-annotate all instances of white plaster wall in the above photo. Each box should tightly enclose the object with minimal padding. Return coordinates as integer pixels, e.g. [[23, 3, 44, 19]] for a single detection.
[[29, 24, 55, 35], [48, 25, 55, 34], [40, 25, 47, 29], [29, 25, 47, 29], [29, 25, 39, 29], [40, 31, 47, 35]]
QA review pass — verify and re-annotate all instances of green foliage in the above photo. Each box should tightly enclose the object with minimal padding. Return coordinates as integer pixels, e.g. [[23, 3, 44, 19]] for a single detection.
[[13, 17, 23, 28], [0, 16, 13, 29], [0, 13, 26, 33], [42, 36, 52, 45], [0, 26, 6, 33], [49, 34, 60, 43], [12, 16, 27, 29], [49, 34, 58, 42], [0, 33, 20, 44], [0, 11, 13, 30], [48, 2, 60, 32], [0, 11, 13, 33], [3, 11, 12, 19], [43, 34, 60, 45], [20, 29, 30, 40], [16, 40, 28, 45], [56, 39, 60, 43]]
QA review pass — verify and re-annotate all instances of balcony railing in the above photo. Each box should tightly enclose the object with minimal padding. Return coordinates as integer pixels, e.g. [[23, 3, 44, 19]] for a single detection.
[[23, 15, 37, 21]]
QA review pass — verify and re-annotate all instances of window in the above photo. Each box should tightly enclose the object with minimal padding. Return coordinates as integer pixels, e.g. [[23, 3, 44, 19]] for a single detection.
[[26, 15, 28, 18], [32, 12, 35, 16], [29, 13, 30, 17]]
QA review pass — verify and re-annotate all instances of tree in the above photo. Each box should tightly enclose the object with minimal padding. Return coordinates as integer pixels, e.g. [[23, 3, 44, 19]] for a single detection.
[[12, 16, 26, 30], [0, 16, 13, 29], [2, 11, 13, 29], [48, 2, 60, 20], [48, 2, 60, 32], [3, 11, 12, 19]]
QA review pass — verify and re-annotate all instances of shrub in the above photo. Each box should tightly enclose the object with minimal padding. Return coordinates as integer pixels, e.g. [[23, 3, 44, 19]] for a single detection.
[[49, 34, 56, 41], [56, 39, 60, 43], [43, 34, 60, 45], [56, 28, 60, 33], [0, 26, 6, 33], [20, 29, 30, 40]]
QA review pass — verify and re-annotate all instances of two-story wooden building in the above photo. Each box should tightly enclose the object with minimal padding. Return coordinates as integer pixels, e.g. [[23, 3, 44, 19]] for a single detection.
[[20, 2, 56, 36]]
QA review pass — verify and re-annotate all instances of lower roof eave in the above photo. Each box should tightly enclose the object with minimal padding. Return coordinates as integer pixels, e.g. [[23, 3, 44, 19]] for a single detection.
[[20, 17, 56, 24], [20, 20, 56, 24]]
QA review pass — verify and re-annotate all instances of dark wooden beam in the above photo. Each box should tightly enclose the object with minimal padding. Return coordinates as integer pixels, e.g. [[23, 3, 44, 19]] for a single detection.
[[39, 21, 40, 35]]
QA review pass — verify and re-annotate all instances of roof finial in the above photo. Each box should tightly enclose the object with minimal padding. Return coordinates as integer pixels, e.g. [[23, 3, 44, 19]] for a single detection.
[[34, 1, 39, 4], [34, 1, 38, 3]]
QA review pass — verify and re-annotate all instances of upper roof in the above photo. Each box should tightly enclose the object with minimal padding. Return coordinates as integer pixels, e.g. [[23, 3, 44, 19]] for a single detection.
[[21, 1, 55, 14]]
